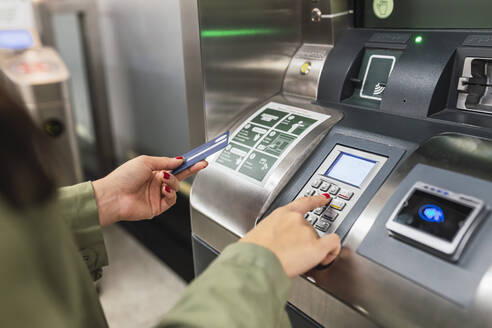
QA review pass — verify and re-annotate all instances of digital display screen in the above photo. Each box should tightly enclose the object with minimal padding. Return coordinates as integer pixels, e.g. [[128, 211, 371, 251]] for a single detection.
[[324, 152, 377, 187], [0, 29, 33, 50], [394, 190, 473, 242]]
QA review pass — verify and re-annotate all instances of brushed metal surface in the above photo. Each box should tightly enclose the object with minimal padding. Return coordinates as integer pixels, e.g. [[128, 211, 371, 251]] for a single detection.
[[0, 47, 83, 186], [283, 43, 333, 99], [197, 0, 302, 140], [302, 0, 353, 45], [306, 134, 492, 328], [180, 0, 206, 148], [190, 95, 343, 238], [192, 133, 492, 327]]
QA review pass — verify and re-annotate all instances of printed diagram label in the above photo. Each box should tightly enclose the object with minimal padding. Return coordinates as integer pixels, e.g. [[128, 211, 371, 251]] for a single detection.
[[250, 108, 288, 127], [275, 114, 317, 135], [257, 131, 296, 157], [216, 143, 250, 170], [232, 123, 268, 147], [239, 151, 278, 182], [215, 102, 330, 183]]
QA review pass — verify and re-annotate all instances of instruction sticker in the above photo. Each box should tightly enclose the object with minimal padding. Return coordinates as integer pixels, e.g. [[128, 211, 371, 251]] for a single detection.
[[214, 102, 330, 184], [256, 131, 296, 157], [232, 123, 268, 147], [275, 114, 317, 135], [239, 151, 278, 182], [216, 142, 250, 171]]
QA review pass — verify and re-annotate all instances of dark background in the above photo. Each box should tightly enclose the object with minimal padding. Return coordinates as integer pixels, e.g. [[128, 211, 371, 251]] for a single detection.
[[356, 0, 492, 29]]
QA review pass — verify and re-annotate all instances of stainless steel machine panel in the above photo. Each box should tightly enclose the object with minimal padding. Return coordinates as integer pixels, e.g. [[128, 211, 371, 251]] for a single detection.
[[194, 0, 302, 140], [305, 134, 492, 327], [283, 43, 333, 99], [0, 46, 82, 185], [191, 95, 343, 238]]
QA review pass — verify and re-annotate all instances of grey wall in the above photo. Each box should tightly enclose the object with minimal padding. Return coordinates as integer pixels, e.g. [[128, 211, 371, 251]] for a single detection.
[[97, 0, 190, 162]]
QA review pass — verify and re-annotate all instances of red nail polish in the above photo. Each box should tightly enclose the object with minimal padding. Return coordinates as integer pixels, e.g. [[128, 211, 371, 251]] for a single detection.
[[164, 172, 170, 179], [165, 186, 171, 193], [175, 156, 184, 160], [322, 193, 331, 199]]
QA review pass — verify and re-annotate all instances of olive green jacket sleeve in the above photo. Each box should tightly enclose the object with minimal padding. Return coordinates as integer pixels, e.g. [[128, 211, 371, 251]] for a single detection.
[[159, 242, 293, 328], [58, 182, 108, 280]]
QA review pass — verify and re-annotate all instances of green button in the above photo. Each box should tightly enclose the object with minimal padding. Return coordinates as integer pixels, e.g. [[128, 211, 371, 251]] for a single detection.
[[216, 142, 250, 170], [239, 151, 278, 181]]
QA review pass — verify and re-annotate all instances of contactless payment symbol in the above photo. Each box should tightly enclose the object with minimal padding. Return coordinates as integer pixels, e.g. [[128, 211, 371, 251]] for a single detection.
[[373, 0, 394, 19], [418, 204, 445, 223]]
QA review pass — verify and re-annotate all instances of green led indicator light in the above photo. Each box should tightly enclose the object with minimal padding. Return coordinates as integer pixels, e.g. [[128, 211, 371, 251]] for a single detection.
[[415, 36, 423, 44], [201, 28, 278, 38]]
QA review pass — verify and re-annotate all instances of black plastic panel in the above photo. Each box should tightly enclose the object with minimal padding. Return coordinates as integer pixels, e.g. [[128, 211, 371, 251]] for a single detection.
[[318, 29, 492, 129], [262, 130, 407, 241]]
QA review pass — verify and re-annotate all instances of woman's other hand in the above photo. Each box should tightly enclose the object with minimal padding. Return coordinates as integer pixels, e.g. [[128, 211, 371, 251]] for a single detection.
[[92, 156, 208, 227], [240, 194, 341, 278]]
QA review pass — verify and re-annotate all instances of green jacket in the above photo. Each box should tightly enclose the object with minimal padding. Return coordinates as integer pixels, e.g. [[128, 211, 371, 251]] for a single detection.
[[0, 182, 292, 327]]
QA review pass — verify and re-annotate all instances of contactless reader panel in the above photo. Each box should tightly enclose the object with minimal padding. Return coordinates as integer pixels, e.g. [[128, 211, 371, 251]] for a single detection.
[[386, 182, 486, 262], [296, 145, 388, 236]]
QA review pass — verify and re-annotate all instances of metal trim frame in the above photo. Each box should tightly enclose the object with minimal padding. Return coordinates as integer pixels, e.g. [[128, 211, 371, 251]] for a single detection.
[[179, 0, 206, 147], [35, 0, 116, 174]]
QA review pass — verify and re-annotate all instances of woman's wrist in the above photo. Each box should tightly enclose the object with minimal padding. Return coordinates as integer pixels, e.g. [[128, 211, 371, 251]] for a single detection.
[[92, 178, 121, 227]]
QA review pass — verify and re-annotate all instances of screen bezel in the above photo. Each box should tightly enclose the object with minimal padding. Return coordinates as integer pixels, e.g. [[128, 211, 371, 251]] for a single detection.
[[386, 182, 484, 255], [324, 152, 378, 188]]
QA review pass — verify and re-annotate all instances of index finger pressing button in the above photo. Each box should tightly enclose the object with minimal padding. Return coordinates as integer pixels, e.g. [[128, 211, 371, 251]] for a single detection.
[[288, 194, 331, 214]]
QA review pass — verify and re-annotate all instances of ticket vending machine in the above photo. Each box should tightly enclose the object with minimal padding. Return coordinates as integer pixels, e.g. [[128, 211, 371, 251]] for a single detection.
[[182, 1, 492, 327], [0, 28, 82, 186]]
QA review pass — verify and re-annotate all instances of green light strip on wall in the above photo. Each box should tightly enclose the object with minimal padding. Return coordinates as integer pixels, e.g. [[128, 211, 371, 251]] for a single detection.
[[201, 28, 277, 38]]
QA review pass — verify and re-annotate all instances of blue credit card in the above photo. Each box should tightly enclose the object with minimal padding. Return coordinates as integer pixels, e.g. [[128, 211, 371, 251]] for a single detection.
[[172, 131, 230, 175]]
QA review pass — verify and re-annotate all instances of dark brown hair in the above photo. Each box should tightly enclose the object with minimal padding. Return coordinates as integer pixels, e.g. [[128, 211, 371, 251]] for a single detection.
[[0, 86, 55, 209]]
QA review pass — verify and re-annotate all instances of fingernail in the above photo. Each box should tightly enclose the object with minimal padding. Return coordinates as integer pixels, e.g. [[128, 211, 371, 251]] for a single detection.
[[165, 186, 171, 193], [163, 172, 170, 179], [322, 193, 331, 199], [175, 156, 184, 160]]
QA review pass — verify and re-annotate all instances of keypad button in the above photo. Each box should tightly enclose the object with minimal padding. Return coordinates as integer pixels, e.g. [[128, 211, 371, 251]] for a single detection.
[[322, 209, 338, 222], [328, 184, 340, 195], [320, 182, 331, 192], [311, 179, 322, 188], [304, 190, 316, 197], [314, 206, 326, 215], [306, 215, 318, 226], [330, 199, 346, 211], [304, 213, 310, 219], [338, 189, 354, 200], [315, 219, 331, 232]]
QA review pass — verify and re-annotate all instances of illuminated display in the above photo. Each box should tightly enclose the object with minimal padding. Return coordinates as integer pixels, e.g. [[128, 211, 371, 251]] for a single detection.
[[324, 152, 376, 187], [0, 29, 33, 50]]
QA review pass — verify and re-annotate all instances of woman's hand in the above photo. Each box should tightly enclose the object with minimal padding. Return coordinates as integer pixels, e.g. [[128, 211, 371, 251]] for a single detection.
[[240, 194, 341, 278], [92, 155, 208, 227]]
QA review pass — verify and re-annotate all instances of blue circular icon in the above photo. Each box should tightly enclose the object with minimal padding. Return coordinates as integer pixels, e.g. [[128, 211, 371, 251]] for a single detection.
[[418, 204, 445, 223]]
